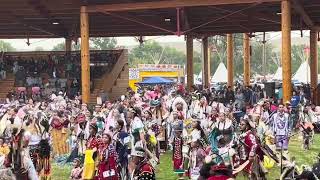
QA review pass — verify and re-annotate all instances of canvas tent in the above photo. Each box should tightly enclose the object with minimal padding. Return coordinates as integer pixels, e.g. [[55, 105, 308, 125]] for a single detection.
[[194, 75, 202, 85], [272, 67, 282, 81], [293, 61, 310, 83], [197, 71, 202, 81], [184, 75, 202, 85], [137, 76, 174, 85], [211, 62, 228, 83]]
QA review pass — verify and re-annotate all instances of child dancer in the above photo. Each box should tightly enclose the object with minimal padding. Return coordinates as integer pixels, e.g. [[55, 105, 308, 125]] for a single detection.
[[172, 120, 184, 179], [70, 158, 83, 180]]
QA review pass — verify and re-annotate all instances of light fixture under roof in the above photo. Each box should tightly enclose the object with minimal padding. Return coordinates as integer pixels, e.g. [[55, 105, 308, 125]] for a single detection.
[[164, 18, 171, 22], [276, 12, 282, 15], [52, 22, 59, 25]]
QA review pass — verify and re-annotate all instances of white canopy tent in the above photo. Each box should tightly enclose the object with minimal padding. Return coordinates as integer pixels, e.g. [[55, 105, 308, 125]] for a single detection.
[[197, 71, 202, 81], [293, 61, 310, 83], [272, 67, 282, 81], [184, 74, 202, 85], [194, 75, 202, 85], [211, 62, 228, 83]]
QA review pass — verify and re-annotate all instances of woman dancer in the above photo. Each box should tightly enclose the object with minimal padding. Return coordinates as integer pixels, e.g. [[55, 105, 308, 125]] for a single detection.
[[209, 112, 234, 155], [113, 119, 129, 180], [82, 123, 99, 180], [96, 133, 118, 180]]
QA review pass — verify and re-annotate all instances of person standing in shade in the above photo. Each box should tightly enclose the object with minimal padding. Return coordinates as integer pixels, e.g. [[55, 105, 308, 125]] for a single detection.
[[270, 104, 291, 152]]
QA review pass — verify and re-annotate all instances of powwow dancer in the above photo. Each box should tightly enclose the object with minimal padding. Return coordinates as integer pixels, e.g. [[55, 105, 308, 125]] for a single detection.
[[96, 133, 118, 180], [113, 119, 129, 180], [130, 147, 155, 180], [270, 104, 291, 152], [82, 123, 99, 180], [172, 120, 184, 179], [238, 118, 266, 180]]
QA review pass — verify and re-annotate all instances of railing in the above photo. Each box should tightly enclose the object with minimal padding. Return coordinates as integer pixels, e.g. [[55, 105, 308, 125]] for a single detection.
[[3, 50, 123, 58], [99, 49, 128, 92]]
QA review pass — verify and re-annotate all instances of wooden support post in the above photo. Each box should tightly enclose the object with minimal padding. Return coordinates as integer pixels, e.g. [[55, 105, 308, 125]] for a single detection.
[[310, 30, 318, 104], [281, 0, 292, 103], [65, 38, 72, 62], [207, 44, 211, 85], [262, 32, 267, 76], [80, 6, 90, 104], [243, 33, 250, 87], [202, 37, 209, 88], [227, 34, 234, 89], [186, 35, 194, 90], [65, 38, 72, 52]]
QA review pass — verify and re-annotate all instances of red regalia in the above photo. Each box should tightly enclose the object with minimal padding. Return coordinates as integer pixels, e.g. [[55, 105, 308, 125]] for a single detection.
[[133, 161, 155, 180], [96, 143, 119, 180], [172, 136, 183, 171], [86, 136, 98, 150], [239, 130, 263, 173]]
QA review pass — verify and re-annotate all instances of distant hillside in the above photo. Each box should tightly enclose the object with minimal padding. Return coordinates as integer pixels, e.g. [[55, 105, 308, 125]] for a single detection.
[[125, 41, 202, 54], [270, 37, 309, 51], [124, 36, 309, 55]]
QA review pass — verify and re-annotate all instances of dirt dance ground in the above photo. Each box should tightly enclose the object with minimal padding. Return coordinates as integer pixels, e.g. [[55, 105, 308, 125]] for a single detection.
[[52, 134, 320, 180]]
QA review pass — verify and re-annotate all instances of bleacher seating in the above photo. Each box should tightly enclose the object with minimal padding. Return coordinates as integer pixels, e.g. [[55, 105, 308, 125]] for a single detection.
[[0, 50, 128, 102]]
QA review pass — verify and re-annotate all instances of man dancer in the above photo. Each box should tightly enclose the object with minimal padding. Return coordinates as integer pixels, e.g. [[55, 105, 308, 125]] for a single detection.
[[130, 147, 155, 180], [270, 104, 291, 152]]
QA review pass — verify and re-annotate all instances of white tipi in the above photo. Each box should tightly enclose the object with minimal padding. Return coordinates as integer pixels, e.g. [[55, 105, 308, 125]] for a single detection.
[[293, 61, 310, 83], [211, 62, 228, 83], [272, 67, 282, 81]]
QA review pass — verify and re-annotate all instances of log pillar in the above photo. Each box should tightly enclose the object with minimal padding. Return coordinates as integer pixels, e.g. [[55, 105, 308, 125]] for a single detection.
[[80, 6, 90, 104], [310, 30, 318, 104], [281, 0, 292, 103], [207, 44, 211, 85], [186, 35, 194, 90], [202, 37, 210, 88], [65, 38, 72, 62], [227, 34, 234, 89], [65, 38, 72, 52], [243, 33, 250, 87]]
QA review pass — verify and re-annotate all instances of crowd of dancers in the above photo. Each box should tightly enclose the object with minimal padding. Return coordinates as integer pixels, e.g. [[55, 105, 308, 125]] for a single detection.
[[0, 84, 318, 180]]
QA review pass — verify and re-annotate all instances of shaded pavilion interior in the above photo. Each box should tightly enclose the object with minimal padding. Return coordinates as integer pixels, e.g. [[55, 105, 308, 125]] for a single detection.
[[1, 0, 320, 103]]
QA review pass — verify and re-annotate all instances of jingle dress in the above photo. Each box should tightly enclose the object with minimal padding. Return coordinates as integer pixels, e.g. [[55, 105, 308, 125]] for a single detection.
[[96, 143, 118, 180]]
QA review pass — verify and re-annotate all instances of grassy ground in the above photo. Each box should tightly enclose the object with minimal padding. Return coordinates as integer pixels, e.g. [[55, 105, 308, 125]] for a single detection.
[[52, 134, 320, 180]]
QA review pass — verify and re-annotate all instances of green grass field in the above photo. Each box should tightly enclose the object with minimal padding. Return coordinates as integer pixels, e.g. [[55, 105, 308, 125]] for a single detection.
[[52, 134, 320, 180]]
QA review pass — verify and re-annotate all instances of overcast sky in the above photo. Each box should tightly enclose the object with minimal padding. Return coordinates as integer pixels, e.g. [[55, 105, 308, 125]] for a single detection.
[[2, 36, 185, 51], [1, 31, 310, 51]]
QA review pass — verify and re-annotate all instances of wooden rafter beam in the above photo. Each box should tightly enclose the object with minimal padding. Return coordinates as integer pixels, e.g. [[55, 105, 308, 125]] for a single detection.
[[253, 12, 280, 24], [6, 12, 66, 37], [292, 0, 314, 28], [0, 35, 57, 39], [180, 8, 190, 31], [26, 0, 69, 37], [87, 0, 282, 12], [209, 6, 280, 25], [183, 2, 260, 33], [26, 25, 57, 36], [99, 11, 176, 34]]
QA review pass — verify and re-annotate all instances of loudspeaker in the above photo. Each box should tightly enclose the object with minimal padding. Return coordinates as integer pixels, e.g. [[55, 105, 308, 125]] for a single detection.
[[264, 82, 275, 98]]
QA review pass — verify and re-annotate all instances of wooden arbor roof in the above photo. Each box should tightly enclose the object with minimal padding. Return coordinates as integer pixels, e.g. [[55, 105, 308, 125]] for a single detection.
[[1, 0, 320, 39]]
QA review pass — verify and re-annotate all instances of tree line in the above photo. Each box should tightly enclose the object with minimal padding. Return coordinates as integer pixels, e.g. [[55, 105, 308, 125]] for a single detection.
[[0, 35, 318, 76]]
